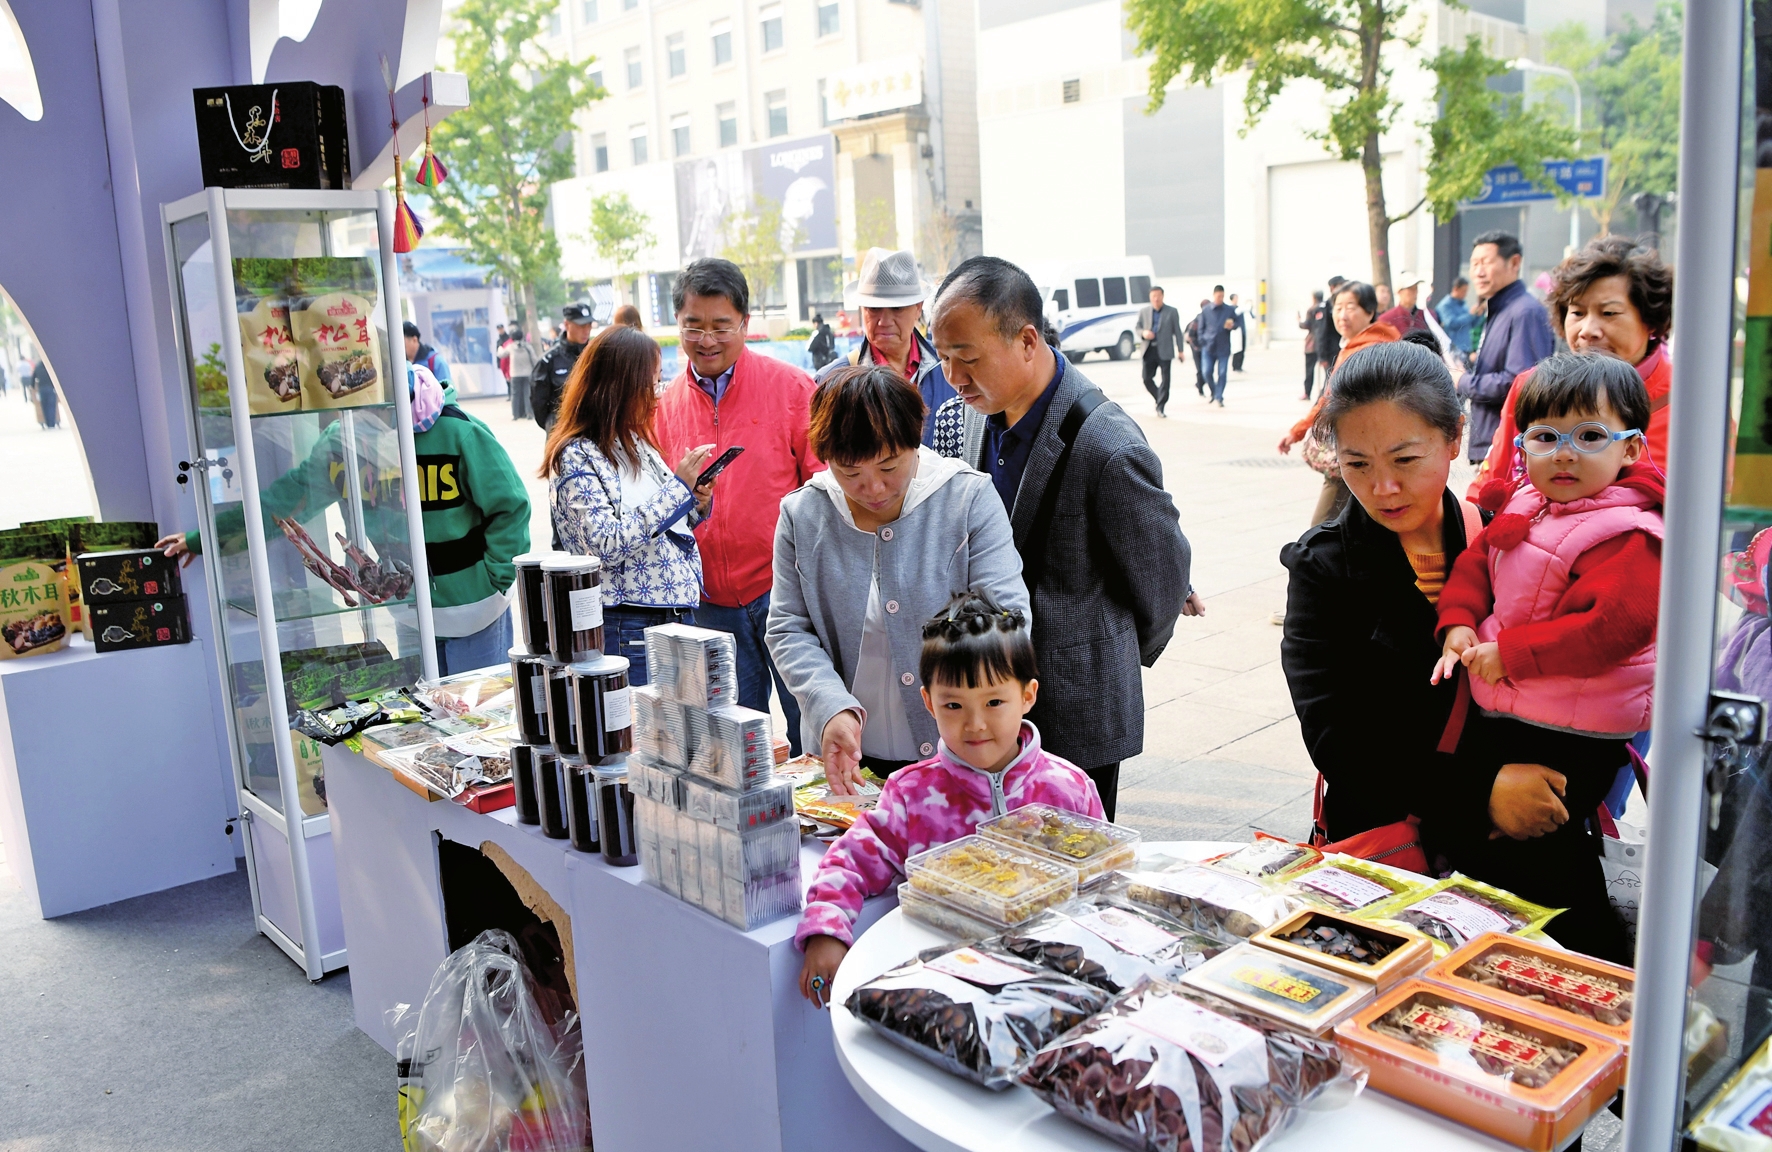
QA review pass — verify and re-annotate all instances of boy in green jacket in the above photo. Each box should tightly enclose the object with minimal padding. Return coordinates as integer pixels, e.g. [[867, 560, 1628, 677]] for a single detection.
[[160, 366, 530, 675]]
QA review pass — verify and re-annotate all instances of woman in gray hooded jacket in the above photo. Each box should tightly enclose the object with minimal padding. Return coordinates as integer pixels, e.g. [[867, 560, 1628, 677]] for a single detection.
[[766, 365, 1029, 790]]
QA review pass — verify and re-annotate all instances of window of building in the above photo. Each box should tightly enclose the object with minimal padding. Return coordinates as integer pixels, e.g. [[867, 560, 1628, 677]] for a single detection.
[[623, 0, 637, 9], [588, 68, 604, 94], [717, 101, 738, 147], [630, 125, 648, 165], [817, 79, 832, 126], [1102, 277, 1127, 306], [592, 132, 609, 173], [765, 89, 788, 138], [671, 113, 691, 157], [666, 32, 686, 78], [760, 4, 784, 52], [817, 1, 840, 37], [1074, 278, 1100, 309], [625, 46, 642, 89], [582, 0, 598, 21], [548, 6, 562, 36], [1062, 78, 1080, 104], [712, 20, 732, 67], [1129, 275, 1151, 299]]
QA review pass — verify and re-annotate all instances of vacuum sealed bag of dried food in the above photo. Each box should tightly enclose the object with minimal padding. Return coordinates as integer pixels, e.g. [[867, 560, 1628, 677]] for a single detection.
[[234, 257, 302, 413], [996, 902, 1225, 994], [1364, 875, 1561, 957], [1206, 833, 1322, 881], [1334, 980, 1622, 1152], [289, 257, 387, 409], [1282, 853, 1432, 915], [976, 803, 1140, 886], [1108, 866, 1301, 943], [1427, 933, 1634, 1053], [904, 835, 1079, 927], [1020, 977, 1365, 1152], [845, 942, 1112, 1089]]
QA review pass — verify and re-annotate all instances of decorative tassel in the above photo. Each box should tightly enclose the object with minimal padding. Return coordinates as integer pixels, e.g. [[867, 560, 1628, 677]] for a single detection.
[[382, 53, 424, 253], [413, 76, 448, 187]]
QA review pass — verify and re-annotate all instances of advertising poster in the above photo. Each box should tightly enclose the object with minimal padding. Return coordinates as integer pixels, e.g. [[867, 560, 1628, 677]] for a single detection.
[[675, 133, 836, 263]]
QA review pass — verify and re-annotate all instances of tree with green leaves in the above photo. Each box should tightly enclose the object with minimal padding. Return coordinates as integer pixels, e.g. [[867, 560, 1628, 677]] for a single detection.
[[721, 198, 802, 311], [587, 192, 654, 304], [427, 0, 602, 344], [1126, 0, 1577, 290], [1543, 3, 1682, 236]]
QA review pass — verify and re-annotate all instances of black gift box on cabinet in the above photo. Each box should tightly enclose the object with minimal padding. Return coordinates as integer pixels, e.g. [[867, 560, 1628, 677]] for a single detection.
[[193, 82, 350, 190], [77, 550, 183, 603], [90, 596, 192, 653]]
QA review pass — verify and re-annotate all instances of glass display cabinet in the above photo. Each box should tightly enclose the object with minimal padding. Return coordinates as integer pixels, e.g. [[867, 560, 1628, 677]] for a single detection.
[[1625, 4, 1772, 1149], [161, 188, 436, 981]]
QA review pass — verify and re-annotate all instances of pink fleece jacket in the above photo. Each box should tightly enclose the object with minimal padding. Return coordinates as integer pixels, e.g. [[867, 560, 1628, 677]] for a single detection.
[[794, 722, 1103, 949]]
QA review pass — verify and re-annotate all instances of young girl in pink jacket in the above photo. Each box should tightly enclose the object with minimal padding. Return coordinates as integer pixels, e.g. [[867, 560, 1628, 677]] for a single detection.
[[796, 588, 1103, 1005]]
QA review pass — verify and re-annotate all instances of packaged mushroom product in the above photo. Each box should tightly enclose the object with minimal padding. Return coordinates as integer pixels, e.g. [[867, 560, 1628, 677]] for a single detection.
[[1427, 933, 1635, 1053], [288, 257, 386, 409], [234, 258, 302, 413], [1020, 977, 1363, 1152], [1206, 832, 1323, 881], [1282, 854, 1432, 914], [976, 804, 1140, 886], [898, 882, 1014, 943], [1109, 866, 1301, 943], [1178, 942, 1375, 1037], [1365, 876, 1562, 957], [844, 942, 1112, 1089], [1334, 981, 1623, 1152], [1688, 1037, 1772, 1152], [904, 836, 1079, 927], [1251, 909, 1434, 994], [997, 903, 1226, 994]]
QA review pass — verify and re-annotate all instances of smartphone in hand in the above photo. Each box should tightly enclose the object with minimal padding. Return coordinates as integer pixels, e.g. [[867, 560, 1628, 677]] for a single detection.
[[695, 445, 745, 489]]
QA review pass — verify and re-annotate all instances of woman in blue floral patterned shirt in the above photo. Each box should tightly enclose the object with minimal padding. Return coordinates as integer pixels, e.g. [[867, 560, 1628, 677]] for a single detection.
[[542, 326, 717, 685]]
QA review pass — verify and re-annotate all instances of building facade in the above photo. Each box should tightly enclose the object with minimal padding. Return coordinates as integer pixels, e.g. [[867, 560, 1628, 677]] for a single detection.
[[545, 0, 980, 328]]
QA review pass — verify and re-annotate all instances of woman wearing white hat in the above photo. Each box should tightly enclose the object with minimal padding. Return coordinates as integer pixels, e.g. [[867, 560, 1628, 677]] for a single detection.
[[816, 247, 956, 446]]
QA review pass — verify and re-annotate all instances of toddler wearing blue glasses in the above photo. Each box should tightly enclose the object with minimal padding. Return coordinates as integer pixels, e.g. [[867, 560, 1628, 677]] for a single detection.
[[1428, 352, 1662, 963]]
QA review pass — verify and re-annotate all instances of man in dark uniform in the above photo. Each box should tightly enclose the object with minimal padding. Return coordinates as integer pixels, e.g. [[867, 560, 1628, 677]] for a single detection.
[[530, 302, 595, 429]]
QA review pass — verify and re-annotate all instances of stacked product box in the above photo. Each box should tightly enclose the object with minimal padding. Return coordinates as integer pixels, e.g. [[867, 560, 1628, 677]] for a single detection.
[[629, 623, 800, 929], [76, 548, 193, 653]]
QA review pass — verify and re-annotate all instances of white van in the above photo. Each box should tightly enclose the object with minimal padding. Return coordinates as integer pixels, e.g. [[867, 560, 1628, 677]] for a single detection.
[[1026, 257, 1156, 363]]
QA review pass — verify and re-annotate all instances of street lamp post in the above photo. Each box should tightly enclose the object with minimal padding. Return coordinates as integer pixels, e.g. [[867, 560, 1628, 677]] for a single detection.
[[1509, 58, 1584, 255]]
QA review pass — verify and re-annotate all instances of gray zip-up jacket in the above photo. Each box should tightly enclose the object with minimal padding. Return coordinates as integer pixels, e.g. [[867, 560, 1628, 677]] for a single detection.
[[765, 448, 1030, 759]]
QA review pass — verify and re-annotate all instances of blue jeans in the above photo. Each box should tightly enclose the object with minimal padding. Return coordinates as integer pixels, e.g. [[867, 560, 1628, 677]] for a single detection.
[[1201, 346, 1231, 402], [696, 591, 804, 756], [435, 611, 515, 677], [603, 605, 695, 687]]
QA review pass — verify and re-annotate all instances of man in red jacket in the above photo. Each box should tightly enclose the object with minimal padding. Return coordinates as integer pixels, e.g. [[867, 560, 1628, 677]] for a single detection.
[[655, 259, 822, 753]]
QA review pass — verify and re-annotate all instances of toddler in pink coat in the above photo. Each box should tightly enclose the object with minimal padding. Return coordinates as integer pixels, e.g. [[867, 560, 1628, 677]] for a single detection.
[[796, 588, 1103, 1005]]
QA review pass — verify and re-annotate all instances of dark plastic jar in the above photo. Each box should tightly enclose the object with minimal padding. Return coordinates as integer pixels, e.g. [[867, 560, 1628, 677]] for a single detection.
[[544, 662, 578, 757], [511, 551, 556, 655], [594, 760, 639, 867], [542, 554, 603, 663], [510, 648, 550, 746], [565, 758, 600, 853], [568, 654, 633, 762], [536, 750, 571, 839], [510, 743, 547, 825]]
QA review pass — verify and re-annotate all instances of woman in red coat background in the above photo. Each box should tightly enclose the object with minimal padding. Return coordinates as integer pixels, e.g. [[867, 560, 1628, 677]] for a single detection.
[[1470, 236, 1674, 509]]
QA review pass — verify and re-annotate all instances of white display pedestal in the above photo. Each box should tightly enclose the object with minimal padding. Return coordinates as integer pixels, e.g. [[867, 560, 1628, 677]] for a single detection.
[[0, 637, 235, 917], [325, 746, 917, 1152]]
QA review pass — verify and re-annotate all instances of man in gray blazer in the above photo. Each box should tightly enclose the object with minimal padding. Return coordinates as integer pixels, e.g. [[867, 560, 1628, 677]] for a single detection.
[[1137, 285, 1183, 416], [931, 257, 1202, 819]]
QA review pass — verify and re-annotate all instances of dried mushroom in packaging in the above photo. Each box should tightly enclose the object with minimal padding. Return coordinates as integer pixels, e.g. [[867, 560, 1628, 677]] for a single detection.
[[1019, 978, 1363, 1152], [1207, 833, 1321, 880], [1283, 854, 1431, 913], [996, 902, 1225, 994], [1366, 988, 1588, 1091], [1109, 866, 1300, 943], [1365, 875, 1561, 955], [904, 836, 1078, 926], [844, 942, 1111, 1089], [1441, 936, 1634, 1030]]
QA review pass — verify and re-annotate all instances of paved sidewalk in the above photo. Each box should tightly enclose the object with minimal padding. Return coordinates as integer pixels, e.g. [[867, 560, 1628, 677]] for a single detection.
[[0, 374, 97, 529]]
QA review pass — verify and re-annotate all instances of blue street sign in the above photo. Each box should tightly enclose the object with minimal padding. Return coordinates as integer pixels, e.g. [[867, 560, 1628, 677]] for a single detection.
[[1465, 157, 1608, 206]]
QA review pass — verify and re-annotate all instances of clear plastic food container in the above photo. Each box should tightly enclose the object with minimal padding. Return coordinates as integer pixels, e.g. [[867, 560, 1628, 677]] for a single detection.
[[974, 803, 1140, 886], [1427, 933, 1635, 1055], [897, 882, 1010, 942], [1251, 907, 1434, 993], [1334, 980, 1624, 1152], [1179, 941, 1376, 1036], [904, 835, 1078, 926]]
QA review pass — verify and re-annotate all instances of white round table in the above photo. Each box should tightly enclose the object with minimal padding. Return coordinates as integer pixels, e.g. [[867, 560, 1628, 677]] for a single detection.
[[829, 841, 1526, 1152]]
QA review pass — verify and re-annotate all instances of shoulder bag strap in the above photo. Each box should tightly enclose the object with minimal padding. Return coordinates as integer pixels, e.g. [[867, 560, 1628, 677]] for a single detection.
[[1020, 388, 1107, 599]]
